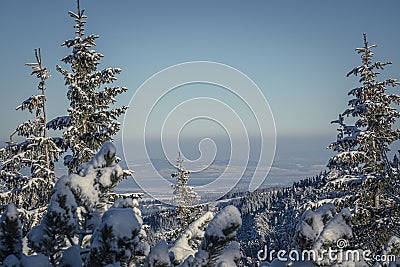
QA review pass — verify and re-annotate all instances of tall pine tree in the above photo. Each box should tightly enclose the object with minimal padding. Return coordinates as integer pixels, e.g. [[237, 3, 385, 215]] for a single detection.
[[328, 34, 400, 206], [326, 33, 400, 255], [0, 49, 61, 234], [47, 0, 128, 173]]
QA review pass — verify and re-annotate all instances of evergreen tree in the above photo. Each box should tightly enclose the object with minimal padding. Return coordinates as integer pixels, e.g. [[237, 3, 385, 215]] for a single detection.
[[294, 203, 336, 251], [111, 197, 151, 263], [68, 141, 129, 248], [27, 176, 78, 265], [182, 205, 242, 267], [327, 33, 400, 205], [144, 240, 171, 267], [87, 206, 147, 266], [169, 212, 214, 265], [290, 205, 355, 266], [171, 153, 200, 207], [326, 33, 400, 255], [0, 203, 22, 263], [47, 0, 128, 173], [0, 49, 61, 234], [27, 141, 130, 265], [170, 153, 201, 238]]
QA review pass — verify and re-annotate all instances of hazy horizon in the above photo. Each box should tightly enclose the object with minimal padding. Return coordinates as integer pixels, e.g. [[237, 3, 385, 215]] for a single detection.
[[115, 133, 335, 195]]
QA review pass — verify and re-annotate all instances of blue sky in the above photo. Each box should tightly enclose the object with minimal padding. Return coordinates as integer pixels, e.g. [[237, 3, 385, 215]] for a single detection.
[[1, 1, 400, 188]]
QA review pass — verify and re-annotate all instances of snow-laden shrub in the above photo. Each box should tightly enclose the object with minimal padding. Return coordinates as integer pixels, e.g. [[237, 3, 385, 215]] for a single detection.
[[87, 207, 145, 266], [169, 212, 214, 265], [181, 205, 242, 267]]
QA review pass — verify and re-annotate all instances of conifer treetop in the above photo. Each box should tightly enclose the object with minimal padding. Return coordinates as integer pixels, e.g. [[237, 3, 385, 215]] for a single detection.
[[328, 33, 400, 175], [48, 0, 129, 173]]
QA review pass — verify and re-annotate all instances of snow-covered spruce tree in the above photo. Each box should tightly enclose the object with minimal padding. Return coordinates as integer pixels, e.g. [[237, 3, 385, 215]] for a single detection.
[[328, 33, 400, 204], [326, 34, 400, 255], [293, 204, 355, 266], [294, 203, 337, 251], [27, 176, 78, 265], [181, 205, 242, 267], [169, 211, 214, 265], [111, 197, 150, 263], [0, 49, 61, 234], [87, 202, 149, 267], [0, 204, 52, 267], [67, 141, 129, 249], [47, 0, 128, 174], [144, 240, 171, 267], [170, 153, 202, 239], [0, 203, 22, 263], [28, 141, 129, 265]]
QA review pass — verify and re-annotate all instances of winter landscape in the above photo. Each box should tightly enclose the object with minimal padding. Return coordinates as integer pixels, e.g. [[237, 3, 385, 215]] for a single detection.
[[1, 1, 400, 266]]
